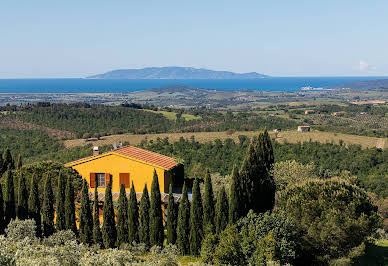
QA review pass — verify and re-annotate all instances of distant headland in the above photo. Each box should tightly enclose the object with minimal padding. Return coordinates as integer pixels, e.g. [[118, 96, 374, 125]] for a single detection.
[[86, 66, 268, 79]]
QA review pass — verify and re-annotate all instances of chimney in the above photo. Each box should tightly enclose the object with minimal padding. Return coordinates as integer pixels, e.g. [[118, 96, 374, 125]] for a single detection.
[[93, 146, 99, 156]]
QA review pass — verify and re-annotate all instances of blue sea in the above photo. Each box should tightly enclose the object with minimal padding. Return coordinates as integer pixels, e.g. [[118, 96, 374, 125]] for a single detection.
[[0, 77, 385, 93]]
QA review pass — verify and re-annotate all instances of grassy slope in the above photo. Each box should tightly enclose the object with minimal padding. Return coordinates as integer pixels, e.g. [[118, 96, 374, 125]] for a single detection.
[[64, 130, 388, 149]]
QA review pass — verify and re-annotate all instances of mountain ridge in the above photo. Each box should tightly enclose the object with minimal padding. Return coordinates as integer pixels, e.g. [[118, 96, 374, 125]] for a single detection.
[[86, 67, 268, 79]]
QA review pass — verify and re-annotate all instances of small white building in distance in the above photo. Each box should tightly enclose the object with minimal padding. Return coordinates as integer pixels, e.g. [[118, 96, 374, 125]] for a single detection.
[[298, 126, 311, 132], [304, 110, 315, 114]]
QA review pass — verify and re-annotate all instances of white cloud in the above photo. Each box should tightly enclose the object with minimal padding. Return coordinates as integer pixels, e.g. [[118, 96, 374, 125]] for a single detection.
[[357, 60, 377, 71]]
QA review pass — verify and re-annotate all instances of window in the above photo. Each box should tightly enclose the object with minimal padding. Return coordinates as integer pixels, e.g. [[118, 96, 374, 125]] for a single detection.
[[96, 173, 105, 188]]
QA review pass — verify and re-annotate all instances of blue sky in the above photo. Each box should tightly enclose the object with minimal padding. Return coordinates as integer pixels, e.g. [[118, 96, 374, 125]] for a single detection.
[[1, 1, 387, 78]]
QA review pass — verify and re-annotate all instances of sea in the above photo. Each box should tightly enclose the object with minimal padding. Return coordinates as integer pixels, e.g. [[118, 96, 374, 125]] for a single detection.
[[0, 77, 385, 93]]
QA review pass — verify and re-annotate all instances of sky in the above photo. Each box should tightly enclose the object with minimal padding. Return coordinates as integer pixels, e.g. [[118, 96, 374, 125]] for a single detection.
[[1, 1, 388, 78]]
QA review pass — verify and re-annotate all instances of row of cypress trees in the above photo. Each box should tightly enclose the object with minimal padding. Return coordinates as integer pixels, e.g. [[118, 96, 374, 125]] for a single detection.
[[0, 169, 77, 238]]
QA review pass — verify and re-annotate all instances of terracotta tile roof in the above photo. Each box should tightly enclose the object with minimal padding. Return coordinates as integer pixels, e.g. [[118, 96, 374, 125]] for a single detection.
[[112, 145, 178, 169], [66, 145, 179, 170]]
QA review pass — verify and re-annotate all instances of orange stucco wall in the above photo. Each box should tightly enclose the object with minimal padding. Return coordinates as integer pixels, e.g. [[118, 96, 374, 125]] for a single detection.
[[68, 153, 170, 193]]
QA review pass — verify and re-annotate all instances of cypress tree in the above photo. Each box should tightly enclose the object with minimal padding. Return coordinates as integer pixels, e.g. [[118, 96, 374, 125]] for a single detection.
[[2, 148, 14, 173], [65, 174, 77, 234], [17, 174, 28, 220], [128, 182, 139, 244], [189, 179, 203, 256], [202, 169, 215, 233], [215, 187, 229, 234], [117, 184, 128, 246], [79, 179, 93, 244], [177, 182, 190, 255], [229, 165, 242, 224], [149, 170, 164, 247], [102, 178, 117, 248], [4, 170, 15, 225], [0, 186, 5, 234], [16, 154, 22, 169], [139, 184, 150, 248], [167, 183, 177, 245], [28, 175, 41, 237], [42, 175, 54, 237], [239, 129, 275, 215], [93, 185, 103, 245], [0, 153, 3, 177], [55, 172, 66, 231]]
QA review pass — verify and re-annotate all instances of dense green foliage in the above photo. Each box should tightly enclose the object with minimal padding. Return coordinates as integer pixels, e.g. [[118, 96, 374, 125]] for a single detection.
[[42, 175, 54, 237], [16, 174, 28, 220], [189, 179, 203, 255], [278, 178, 381, 264], [149, 170, 164, 247], [139, 185, 150, 249], [102, 178, 116, 248], [4, 171, 15, 225], [229, 165, 242, 224], [55, 172, 66, 231], [166, 184, 177, 245], [202, 169, 215, 233], [0, 186, 4, 234], [93, 185, 103, 245], [117, 184, 128, 246], [128, 182, 139, 244], [65, 174, 76, 234], [237, 210, 299, 265], [28, 175, 41, 237], [215, 187, 229, 235], [177, 183, 190, 255], [79, 179, 93, 244]]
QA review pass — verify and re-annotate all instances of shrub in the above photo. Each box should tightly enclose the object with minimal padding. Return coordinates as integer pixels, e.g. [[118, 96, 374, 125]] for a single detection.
[[43, 230, 77, 246], [237, 210, 299, 265], [278, 178, 381, 264], [200, 232, 218, 264], [79, 249, 135, 266], [213, 225, 245, 266], [5, 219, 36, 242]]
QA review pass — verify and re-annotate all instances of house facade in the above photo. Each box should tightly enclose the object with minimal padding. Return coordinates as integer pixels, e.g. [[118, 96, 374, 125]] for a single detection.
[[65, 145, 183, 194]]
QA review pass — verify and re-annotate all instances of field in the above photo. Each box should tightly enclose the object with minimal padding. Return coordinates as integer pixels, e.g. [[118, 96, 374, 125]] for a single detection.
[[64, 130, 388, 149]]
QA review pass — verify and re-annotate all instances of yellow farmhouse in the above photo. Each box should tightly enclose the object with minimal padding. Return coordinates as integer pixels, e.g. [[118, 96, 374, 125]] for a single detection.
[[65, 145, 184, 197]]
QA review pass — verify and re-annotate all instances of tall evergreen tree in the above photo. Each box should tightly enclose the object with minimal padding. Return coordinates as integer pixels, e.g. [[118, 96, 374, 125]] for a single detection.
[[167, 183, 177, 245], [0, 154, 3, 177], [149, 170, 164, 247], [55, 172, 66, 231], [42, 175, 54, 237], [117, 184, 128, 246], [128, 182, 139, 244], [102, 178, 117, 248], [229, 165, 243, 224], [177, 182, 190, 255], [189, 179, 203, 256], [16, 154, 22, 169], [0, 186, 5, 234], [65, 174, 77, 233], [2, 148, 14, 174], [4, 170, 15, 225], [215, 187, 229, 234], [202, 169, 215, 233], [28, 175, 41, 237], [79, 179, 93, 244], [17, 174, 28, 220], [139, 184, 150, 248], [93, 185, 103, 245], [239, 129, 275, 215]]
